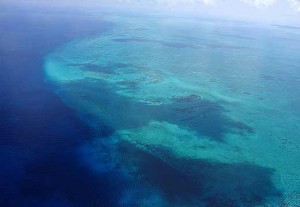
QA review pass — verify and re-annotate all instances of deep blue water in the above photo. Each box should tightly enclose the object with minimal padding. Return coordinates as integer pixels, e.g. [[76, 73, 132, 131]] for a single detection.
[[0, 8, 127, 207]]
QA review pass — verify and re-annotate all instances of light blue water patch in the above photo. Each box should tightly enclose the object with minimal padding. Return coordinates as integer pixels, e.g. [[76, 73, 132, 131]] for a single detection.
[[45, 14, 300, 206]]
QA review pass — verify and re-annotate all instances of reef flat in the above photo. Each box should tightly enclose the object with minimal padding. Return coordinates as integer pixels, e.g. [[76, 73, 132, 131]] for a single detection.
[[45, 14, 300, 206]]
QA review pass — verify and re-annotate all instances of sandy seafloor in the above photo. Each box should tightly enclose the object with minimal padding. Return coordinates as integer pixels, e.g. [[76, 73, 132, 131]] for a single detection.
[[44, 11, 300, 207]]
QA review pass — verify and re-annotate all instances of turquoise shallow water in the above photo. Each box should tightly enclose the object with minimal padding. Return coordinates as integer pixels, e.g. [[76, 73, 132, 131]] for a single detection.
[[45, 13, 300, 206]]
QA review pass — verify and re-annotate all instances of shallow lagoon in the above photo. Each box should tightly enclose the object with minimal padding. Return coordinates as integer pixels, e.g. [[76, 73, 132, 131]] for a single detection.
[[45, 13, 300, 206]]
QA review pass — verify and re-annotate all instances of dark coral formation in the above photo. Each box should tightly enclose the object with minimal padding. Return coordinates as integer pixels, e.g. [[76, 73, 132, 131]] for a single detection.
[[171, 94, 201, 102], [118, 141, 282, 207]]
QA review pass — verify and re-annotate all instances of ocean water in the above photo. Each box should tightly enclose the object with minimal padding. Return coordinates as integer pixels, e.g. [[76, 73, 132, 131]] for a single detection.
[[0, 8, 125, 207], [1, 6, 300, 207], [44, 13, 300, 206]]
